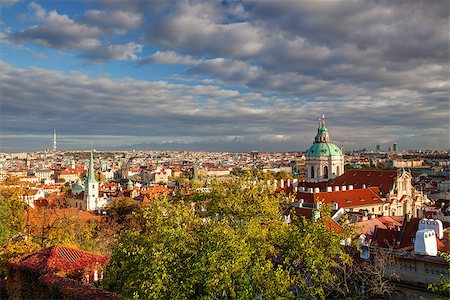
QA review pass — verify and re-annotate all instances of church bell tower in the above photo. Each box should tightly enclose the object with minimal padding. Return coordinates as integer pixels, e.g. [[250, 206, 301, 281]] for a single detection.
[[84, 151, 99, 210]]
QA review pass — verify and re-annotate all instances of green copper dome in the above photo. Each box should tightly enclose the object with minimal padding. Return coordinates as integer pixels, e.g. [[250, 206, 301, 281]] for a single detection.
[[72, 184, 84, 191], [306, 115, 343, 157], [72, 179, 84, 191], [306, 142, 342, 156]]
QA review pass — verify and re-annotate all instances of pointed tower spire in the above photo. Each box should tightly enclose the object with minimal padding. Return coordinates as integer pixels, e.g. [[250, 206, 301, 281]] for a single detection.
[[87, 150, 97, 183]]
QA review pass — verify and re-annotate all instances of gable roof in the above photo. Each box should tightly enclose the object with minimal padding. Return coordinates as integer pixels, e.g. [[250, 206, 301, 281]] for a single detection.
[[327, 170, 397, 195]]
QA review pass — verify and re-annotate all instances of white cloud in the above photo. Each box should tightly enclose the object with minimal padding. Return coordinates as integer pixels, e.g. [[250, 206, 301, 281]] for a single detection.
[[1, 62, 448, 152], [139, 51, 199, 65]]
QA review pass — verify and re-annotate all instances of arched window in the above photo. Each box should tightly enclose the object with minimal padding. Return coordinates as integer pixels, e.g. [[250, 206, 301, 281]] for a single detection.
[[336, 166, 340, 176], [324, 166, 328, 179], [311, 166, 315, 179]]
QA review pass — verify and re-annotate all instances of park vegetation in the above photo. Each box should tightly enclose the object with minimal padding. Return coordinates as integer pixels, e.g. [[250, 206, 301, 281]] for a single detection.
[[102, 172, 396, 299], [1, 172, 398, 299]]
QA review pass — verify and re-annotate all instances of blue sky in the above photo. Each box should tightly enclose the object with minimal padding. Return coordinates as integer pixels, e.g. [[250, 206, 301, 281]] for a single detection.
[[0, 0, 448, 152]]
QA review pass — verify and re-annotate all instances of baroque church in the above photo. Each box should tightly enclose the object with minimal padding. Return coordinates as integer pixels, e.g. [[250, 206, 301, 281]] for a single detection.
[[305, 115, 344, 183], [295, 115, 431, 218]]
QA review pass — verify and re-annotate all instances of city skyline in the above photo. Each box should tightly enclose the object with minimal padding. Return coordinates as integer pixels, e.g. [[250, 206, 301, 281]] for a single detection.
[[1, 1, 448, 152]]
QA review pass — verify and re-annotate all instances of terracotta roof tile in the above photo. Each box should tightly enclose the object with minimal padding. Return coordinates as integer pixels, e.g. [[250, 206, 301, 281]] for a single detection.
[[8, 245, 109, 275], [296, 187, 384, 208], [328, 170, 397, 195]]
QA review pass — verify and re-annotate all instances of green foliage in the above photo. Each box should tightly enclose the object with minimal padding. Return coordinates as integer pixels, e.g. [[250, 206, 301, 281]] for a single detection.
[[428, 251, 450, 297], [106, 198, 139, 226], [427, 274, 450, 297], [103, 175, 358, 299], [0, 237, 40, 278], [104, 194, 292, 299], [0, 200, 10, 247], [0, 187, 26, 246]]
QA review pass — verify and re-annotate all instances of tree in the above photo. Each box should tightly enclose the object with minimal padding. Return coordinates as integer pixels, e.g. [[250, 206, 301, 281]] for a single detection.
[[0, 185, 39, 278], [103, 195, 292, 299], [103, 174, 359, 299], [0, 186, 27, 246], [106, 198, 139, 226]]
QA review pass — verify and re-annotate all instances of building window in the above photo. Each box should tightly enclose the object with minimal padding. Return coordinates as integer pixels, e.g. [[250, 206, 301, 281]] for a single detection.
[[336, 166, 340, 175], [311, 166, 315, 179], [372, 208, 374, 212], [324, 166, 328, 179]]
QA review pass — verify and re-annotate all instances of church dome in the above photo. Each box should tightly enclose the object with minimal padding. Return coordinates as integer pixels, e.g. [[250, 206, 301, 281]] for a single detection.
[[72, 184, 84, 190], [306, 115, 343, 157], [306, 142, 342, 156], [71, 183, 84, 195]]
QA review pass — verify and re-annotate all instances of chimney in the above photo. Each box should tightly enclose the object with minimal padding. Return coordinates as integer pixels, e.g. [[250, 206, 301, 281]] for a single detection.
[[373, 225, 379, 240], [294, 186, 298, 192], [314, 187, 320, 193], [397, 215, 410, 245], [334, 186, 339, 191], [299, 199, 304, 207], [341, 185, 347, 191], [326, 186, 332, 192], [287, 179, 291, 187], [280, 179, 284, 189], [309, 188, 314, 193], [332, 202, 339, 210], [370, 214, 376, 219], [349, 185, 353, 190], [362, 184, 366, 189], [405, 213, 411, 222]]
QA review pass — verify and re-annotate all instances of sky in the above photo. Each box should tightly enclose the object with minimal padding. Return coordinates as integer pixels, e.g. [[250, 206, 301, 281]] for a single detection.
[[0, 0, 448, 153]]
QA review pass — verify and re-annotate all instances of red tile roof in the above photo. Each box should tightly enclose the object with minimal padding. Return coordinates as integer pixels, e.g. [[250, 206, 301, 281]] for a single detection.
[[8, 245, 108, 275], [352, 218, 389, 236], [397, 217, 421, 249], [327, 170, 397, 195], [296, 187, 384, 208], [373, 228, 400, 248], [370, 217, 449, 253]]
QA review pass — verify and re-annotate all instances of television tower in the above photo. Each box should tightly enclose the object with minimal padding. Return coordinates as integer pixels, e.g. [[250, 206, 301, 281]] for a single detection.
[[53, 129, 57, 152]]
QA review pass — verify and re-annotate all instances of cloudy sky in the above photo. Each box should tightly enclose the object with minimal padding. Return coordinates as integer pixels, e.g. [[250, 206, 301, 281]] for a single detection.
[[0, 0, 448, 152]]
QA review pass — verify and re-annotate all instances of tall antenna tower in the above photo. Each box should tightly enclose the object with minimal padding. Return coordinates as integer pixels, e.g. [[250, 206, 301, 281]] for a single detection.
[[53, 129, 57, 152]]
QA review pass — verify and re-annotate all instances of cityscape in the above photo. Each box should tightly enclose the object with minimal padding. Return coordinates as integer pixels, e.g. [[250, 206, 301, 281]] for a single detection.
[[1, 1, 449, 299]]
